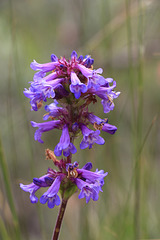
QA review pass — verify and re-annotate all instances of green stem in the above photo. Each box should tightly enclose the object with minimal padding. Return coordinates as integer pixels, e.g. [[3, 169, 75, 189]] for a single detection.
[[52, 198, 68, 240]]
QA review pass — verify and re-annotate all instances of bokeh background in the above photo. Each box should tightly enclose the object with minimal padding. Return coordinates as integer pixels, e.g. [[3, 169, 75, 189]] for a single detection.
[[0, 0, 160, 239]]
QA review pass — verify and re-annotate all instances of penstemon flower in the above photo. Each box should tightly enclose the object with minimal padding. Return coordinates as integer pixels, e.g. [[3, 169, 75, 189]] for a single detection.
[[20, 51, 120, 240], [20, 150, 108, 207]]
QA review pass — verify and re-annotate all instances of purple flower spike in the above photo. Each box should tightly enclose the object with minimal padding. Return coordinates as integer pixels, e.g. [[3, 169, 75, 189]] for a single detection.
[[31, 120, 61, 143], [23, 50, 119, 184], [80, 124, 105, 149], [70, 72, 87, 99], [54, 125, 77, 157]]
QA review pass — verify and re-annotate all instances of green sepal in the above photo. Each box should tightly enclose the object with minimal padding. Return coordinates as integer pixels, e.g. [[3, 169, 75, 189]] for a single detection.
[[59, 180, 78, 200]]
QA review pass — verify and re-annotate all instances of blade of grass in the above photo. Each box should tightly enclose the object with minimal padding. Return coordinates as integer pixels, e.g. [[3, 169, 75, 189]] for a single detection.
[[134, 0, 144, 238], [8, 1, 47, 238], [120, 114, 157, 239], [0, 215, 11, 240], [0, 133, 21, 240], [125, 0, 136, 123], [80, 1, 147, 52]]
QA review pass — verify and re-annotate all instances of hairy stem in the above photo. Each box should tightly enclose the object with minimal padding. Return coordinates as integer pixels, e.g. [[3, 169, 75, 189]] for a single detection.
[[52, 198, 68, 240]]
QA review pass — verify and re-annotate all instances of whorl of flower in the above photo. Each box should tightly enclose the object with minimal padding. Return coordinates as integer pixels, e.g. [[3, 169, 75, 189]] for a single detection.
[[25, 51, 120, 157], [20, 155, 108, 208]]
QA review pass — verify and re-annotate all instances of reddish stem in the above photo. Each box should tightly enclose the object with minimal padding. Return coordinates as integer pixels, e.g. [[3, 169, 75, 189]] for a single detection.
[[52, 198, 68, 240]]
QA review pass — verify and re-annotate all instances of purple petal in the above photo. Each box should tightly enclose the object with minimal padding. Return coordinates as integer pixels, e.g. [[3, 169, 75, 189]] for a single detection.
[[31, 120, 61, 143], [102, 123, 117, 134], [20, 182, 40, 204], [30, 60, 59, 72], [54, 125, 74, 157], [51, 54, 58, 62], [80, 125, 105, 149], [77, 64, 93, 77], [71, 50, 78, 59], [75, 178, 99, 203], [77, 169, 108, 182], [82, 162, 93, 170], [47, 195, 61, 208], [70, 72, 87, 99]]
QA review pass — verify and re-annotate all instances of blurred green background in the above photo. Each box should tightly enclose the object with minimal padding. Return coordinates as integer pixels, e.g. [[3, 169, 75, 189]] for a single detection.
[[0, 0, 160, 239]]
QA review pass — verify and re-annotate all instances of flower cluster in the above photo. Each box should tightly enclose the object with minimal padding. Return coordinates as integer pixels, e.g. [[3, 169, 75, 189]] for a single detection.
[[20, 150, 108, 208], [24, 51, 120, 157], [20, 51, 119, 208]]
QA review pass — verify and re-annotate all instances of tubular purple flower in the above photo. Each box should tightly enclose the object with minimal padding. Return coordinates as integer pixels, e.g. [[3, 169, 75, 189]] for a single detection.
[[87, 113, 104, 125], [70, 72, 87, 99], [94, 169, 106, 191], [90, 81, 117, 98], [31, 120, 61, 143], [23, 87, 45, 111], [20, 183, 40, 203], [77, 168, 108, 182], [101, 91, 120, 113], [33, 177, 53, 187], [77, 64, 93, 77], [20, 174, 50, 203], [102, 123, 117, 134], [83, 55, 94, 68], [42, 72, 59, 82], [33, 71, 46, 81], [30, 60, 59, 72], [87, 68, 106, 90], [82, 162, 93, 170], [51, 54, 58, 62], [71, 50, 78, 59], [89, 81, 120, 113], [54, 124, 77, 157], [87, 113, 117, 134], [43, 102, 66, 120], [63, 143, 77, 157], [78, 56, 83, 63], [24, 78, 63, 111], [75, 178, 99, 203], [80, 124, 105, 149], [40, 176, 62, 208]]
